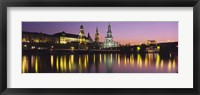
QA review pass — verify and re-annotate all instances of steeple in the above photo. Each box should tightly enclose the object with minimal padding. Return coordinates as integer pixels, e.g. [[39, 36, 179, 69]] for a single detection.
[[106, 23, 113, 38], [88, 32, 91, 38], [96, 26, 98, 33], [108, 22, 111, 32], [87, 33, 93, 42], [95, 27, 100, 42]]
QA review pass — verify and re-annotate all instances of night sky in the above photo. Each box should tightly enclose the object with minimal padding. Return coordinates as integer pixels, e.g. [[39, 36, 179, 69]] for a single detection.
[[22, 22, 178, 45]]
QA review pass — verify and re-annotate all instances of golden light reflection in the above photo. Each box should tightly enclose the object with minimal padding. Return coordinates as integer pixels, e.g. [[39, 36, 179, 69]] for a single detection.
[[172, 59, 176, 70], [84, 55, 87, 68], [23, 53, 178, 73], [69, 54, 74, 72], [31, 55, 34, 69], [63, 56, 67, 71], [161, 59, 164, 69], [70, 54, 74, 64], [35, 56, 38, 73], [124, 54, 127, 65], [137, 54, 142, 68], [144, 55, 148, 68], [104, 54, 106, 64], [156, 54, 160, 70], [130, 54, 134, 67], [100, 54, 102, 64], [78, 56, 82, 72], [57, 56, 67, 72], [69, 63, 72, 72], [56, 56, 59, 72], [127, 57, 129, 64], [93, 54, 96, 63], [168, 59, 172, 72], [79, 55, 81, 65], [22, 56, 29, 73], [60, 56, 63, 72], [51, 55, 54, 68], [117, 54, 120, 65], [148, 53, 153, 64]]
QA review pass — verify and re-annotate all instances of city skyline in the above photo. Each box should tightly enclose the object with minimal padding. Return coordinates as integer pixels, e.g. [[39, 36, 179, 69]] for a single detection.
[[22, 22, 178, 45]]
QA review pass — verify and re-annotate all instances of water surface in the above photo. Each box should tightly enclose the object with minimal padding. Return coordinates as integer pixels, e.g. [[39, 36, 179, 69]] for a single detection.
[[22, 53, 178, 73]]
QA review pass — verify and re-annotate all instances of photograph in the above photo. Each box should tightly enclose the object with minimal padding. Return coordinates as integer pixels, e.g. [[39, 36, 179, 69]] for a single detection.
[[22, 22, 178, 73], [1, 0, 199, 94]]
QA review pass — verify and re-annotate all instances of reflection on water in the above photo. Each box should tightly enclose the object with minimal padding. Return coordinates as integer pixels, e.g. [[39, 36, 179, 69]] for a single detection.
[[22, 53, 178, 73]]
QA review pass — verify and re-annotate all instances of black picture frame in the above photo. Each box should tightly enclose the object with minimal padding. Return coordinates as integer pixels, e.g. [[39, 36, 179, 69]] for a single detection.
[[0, 0, 200, 95]]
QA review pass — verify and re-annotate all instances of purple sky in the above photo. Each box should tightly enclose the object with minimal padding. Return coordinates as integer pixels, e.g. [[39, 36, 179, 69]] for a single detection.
[[22, 22, 178, 45]]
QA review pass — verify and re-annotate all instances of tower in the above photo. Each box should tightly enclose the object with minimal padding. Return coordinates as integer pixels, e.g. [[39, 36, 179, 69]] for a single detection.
[[79, 25, 85, 37], [105, 23, 113, 46], [78, 25, 86, 43], [103, 23, 118, 48], [106, 23, 113, 38], [103, 23, 115, 48], [87, 33, 93, 43], [95, 27, 100, 42]]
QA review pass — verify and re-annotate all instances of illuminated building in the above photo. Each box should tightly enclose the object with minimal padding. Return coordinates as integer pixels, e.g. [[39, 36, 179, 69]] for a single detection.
[[102, 23, 118, 48], [146, 40, 157, 45], [45, 25, 92, 44], [23, 25, 93, 45], [91, 27, 102, 49], [145, 40, 159, 53], [78, 25, 86, 44], [22, 31, 58, 43], [22, 25, 93, 50], [53, 31, 79, 44], [53, 25, 92, 44]]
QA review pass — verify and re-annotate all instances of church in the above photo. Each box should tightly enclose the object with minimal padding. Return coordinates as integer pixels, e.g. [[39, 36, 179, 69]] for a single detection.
[[102, 23, 119, 48]]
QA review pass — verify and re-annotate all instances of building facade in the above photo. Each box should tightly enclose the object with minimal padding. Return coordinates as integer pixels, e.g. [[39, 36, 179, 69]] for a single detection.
[[102, 23, 118, 48], [53, 25, 92, 44], [22, 25, 93, 50], [22, 31, 59, 43], [23, 25, 93, 44]]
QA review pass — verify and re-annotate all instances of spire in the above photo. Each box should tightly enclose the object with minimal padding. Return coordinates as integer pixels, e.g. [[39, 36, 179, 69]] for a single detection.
[[108, 23, 111, 32], [106, 23, 112, 38], [95, 27, 100, 42], [88, 32, 91, 37], [96, 26, 98, 33], [96, 26, 99, 35], [87, 32, 93, 42]]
